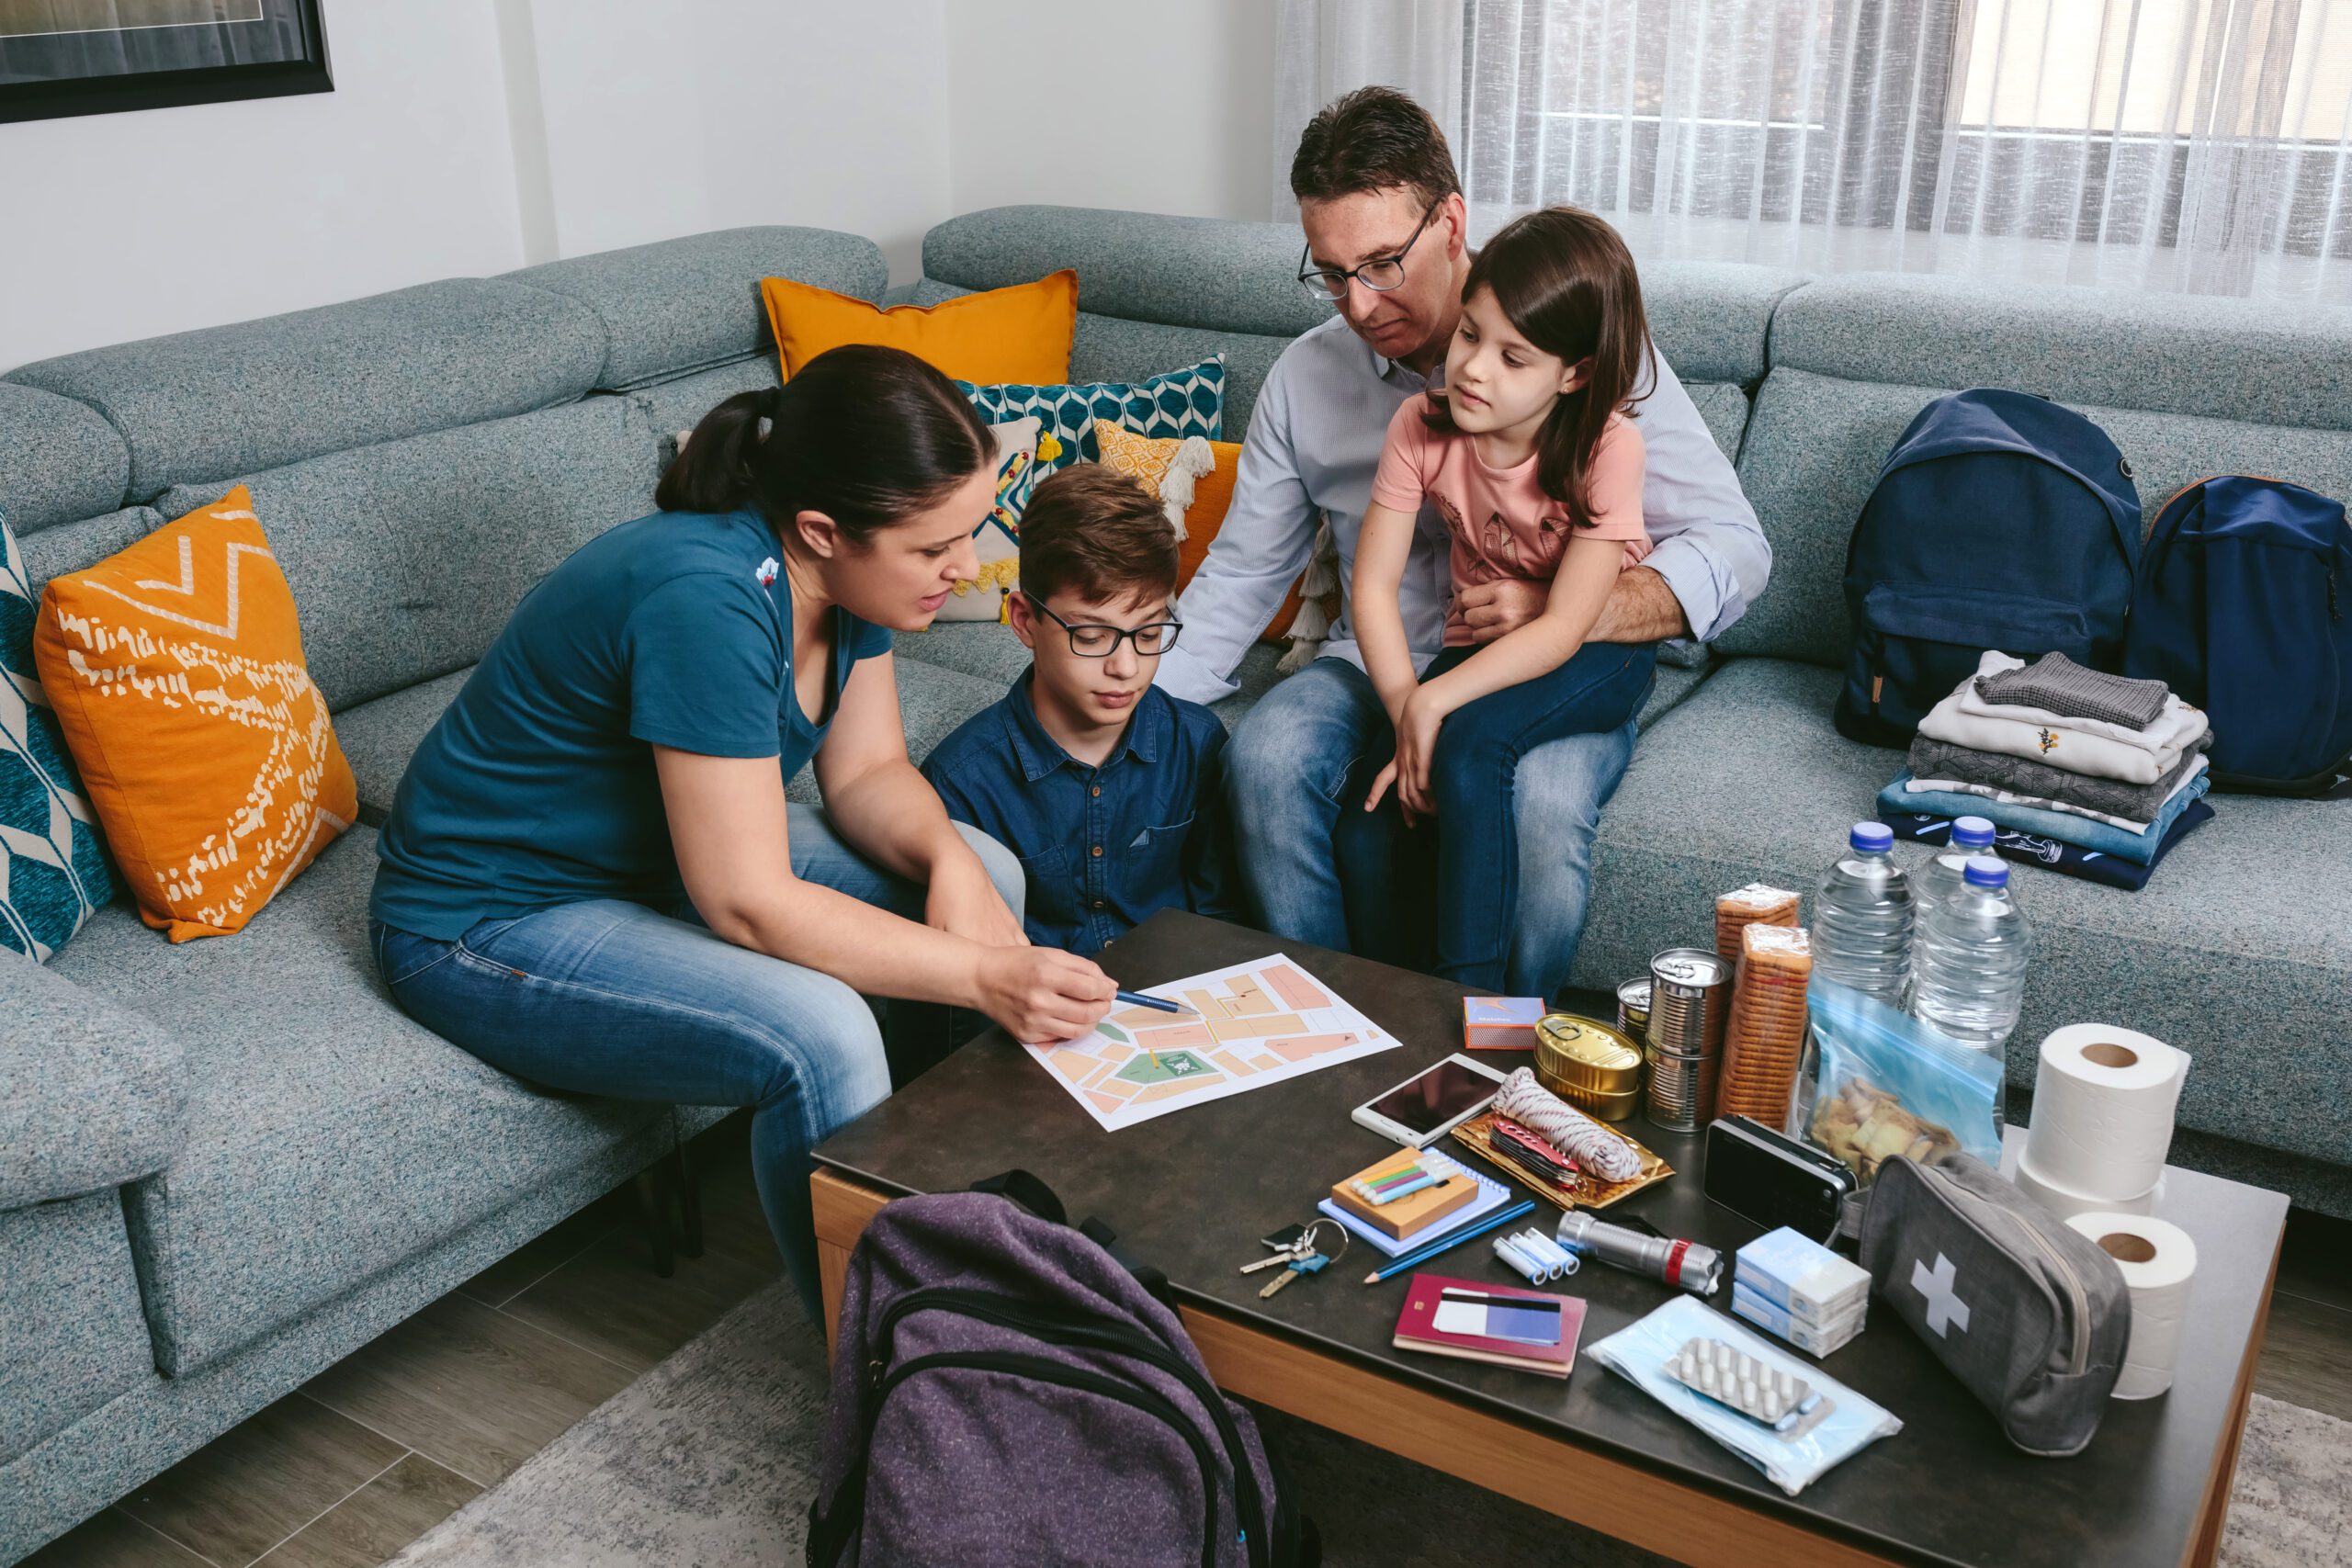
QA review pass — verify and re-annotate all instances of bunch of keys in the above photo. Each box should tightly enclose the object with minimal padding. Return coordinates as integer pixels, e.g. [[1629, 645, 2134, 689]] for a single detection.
[[1238, 1220, 1349, 1300]]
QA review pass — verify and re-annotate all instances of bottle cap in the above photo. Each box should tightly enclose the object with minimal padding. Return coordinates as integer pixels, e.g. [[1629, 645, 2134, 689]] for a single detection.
[[1849, 822, 1894, 852], [1963, 856, 2008, 889], [1953, 816, 1996, 848]]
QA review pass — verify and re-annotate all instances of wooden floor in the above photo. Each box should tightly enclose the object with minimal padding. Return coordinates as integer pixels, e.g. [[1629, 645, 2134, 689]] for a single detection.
[[25, 1123, 2352, 1568]]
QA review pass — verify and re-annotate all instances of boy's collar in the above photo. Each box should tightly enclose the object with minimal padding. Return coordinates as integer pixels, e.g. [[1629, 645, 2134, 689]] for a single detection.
[[1005, 670, 1164, 781]]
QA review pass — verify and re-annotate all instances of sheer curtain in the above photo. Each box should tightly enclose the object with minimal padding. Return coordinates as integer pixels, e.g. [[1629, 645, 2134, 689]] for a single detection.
[[1273, 0, 2352, 301]]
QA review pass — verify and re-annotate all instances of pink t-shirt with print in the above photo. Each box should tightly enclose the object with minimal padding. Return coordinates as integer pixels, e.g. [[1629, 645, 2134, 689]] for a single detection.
[[1369, 392, 1651, 648]]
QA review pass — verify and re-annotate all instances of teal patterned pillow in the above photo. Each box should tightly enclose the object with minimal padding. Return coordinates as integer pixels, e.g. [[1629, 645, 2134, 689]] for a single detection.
[[1, 511, 117, 959], [957, 357, 1226, 476]]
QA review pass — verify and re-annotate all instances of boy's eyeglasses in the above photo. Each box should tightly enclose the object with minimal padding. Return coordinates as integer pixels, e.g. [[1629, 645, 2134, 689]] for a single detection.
[[1296, 198, 1442, 305], [1023, 594, 1183, 658]]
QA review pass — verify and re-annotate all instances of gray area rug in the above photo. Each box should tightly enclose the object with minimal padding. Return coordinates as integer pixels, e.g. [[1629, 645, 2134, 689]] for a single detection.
[[390, 1280, 2350, 1568]]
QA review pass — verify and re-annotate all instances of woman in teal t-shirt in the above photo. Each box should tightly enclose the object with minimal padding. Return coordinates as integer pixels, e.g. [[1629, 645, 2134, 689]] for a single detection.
[[368, 345, 1116, 1313]]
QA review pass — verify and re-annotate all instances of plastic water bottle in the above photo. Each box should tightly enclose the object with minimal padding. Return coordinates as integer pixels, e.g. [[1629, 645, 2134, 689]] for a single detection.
[[1915, 816, 1997, 919], [1911, 857, 2031, 1053], [1811, 822, 1915, 1006]]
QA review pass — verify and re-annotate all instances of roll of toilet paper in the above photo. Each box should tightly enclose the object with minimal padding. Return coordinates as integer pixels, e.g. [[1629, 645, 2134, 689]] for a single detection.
[[2024, 1025, 2189, 1201], [2013, 1155, 2161, 1222], [2066, 1213, 2197, 1401]]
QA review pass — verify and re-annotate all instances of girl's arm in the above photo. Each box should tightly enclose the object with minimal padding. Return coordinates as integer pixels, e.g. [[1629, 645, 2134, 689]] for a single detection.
[[1417, 535, 1622, 714], [656, 739, 1115, 1043], [1351, 499, 1423, 723]]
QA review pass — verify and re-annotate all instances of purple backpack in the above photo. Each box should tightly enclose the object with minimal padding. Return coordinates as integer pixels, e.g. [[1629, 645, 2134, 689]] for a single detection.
[[808, 1171, 1317, 1568]]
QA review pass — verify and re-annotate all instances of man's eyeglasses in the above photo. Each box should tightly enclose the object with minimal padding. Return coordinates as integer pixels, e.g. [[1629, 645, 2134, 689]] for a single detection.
[[1023, 594, 1182, 658], [1296, 198, 1442, 306]]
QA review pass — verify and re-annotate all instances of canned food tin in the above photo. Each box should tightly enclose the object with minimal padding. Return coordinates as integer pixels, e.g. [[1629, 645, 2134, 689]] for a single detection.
[[1533, 1014, 1644, 1097], [1615, 977, 1652, 1044], [1643, 1037, 1721, 1132], [1544, 1077, 1644, 1123], [1647, 947, 1732, 1059]]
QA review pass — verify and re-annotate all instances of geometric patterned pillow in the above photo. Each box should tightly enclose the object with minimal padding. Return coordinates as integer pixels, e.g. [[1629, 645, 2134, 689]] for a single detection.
[[956, 356, 1226, 479], [0, 509, 118, 960], [933, 417, 1043, 625], [33, 487, 355, 942]]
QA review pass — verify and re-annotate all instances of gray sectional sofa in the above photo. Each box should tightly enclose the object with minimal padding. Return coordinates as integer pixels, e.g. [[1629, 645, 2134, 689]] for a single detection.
[[3, 204, 2346, 1560]]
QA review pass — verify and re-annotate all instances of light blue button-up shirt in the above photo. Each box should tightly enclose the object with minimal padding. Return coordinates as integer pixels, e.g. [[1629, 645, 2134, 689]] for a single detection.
[[1154, 312, 1770, 704]]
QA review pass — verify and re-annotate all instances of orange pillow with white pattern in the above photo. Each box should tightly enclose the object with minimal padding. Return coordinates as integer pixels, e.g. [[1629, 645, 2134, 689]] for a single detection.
[[34, 486, 356, 940]]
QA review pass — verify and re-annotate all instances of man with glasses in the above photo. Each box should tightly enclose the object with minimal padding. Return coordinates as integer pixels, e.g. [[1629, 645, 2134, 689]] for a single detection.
[[1153, 86, 1770, 996], [924, 466, 1239, 965]]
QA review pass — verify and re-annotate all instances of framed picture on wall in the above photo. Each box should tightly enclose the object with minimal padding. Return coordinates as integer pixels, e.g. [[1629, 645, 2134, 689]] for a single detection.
[[0, 1, 330, 124]]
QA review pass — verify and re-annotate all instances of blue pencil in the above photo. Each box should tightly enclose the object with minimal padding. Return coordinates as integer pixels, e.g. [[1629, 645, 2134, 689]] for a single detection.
[[1361, 1199, 1539, 1284], [1114, 989, 1195, 1015]]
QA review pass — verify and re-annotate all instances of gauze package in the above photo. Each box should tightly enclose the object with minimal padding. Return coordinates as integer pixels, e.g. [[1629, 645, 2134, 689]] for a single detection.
[[1586, 1295, 1903, 1495]]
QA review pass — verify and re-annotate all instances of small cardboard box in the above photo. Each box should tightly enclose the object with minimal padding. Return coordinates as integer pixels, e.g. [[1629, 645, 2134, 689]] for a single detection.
[[1330, 1147, 1479, 1240], [1464, 996, 1546, 1050]]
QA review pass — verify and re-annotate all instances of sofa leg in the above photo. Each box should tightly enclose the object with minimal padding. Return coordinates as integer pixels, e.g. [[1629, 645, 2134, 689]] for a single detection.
[[673, 1143, 705, 1260], [633, 1168, 674, 1279]]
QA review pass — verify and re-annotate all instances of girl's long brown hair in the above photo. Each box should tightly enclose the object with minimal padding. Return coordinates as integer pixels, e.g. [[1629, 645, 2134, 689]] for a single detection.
[[1424, 206, 1654, 527]]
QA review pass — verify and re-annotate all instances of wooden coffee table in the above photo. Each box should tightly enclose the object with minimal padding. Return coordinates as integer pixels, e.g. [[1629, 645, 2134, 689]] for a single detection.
[[810, 911, 2285, 1568]]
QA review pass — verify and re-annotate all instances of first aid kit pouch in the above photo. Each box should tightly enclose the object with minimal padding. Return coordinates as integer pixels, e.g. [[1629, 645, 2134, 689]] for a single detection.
[[1857, 1155, 2130, 1456]]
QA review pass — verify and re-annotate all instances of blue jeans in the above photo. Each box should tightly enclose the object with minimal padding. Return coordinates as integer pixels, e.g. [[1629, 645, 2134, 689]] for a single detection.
[[370, 807, 1022, 1316], [1227, 656, 1643, 998]]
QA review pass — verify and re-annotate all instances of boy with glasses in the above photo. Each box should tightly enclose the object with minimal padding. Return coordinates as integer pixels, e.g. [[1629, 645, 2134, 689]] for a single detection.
[[922, 466, 1239, 955]]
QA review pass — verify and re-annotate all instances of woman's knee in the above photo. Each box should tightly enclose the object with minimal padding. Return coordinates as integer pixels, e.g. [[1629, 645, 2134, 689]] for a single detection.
[[734, 972, 891, 1124], [953, 822, 1025, 920]]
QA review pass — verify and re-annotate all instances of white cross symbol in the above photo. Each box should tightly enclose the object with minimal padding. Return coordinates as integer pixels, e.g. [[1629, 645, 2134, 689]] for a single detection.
[[1912, 1253, 1972, 1337]]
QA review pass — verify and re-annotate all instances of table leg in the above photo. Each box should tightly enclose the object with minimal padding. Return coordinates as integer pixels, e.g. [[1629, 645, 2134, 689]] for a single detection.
[[2184, 1233, 2280, 1568]]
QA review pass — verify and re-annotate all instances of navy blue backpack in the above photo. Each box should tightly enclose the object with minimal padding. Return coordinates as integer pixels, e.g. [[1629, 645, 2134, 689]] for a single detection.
[[2122, 476, 2352, 795], [1835, 389, 2143, 748]]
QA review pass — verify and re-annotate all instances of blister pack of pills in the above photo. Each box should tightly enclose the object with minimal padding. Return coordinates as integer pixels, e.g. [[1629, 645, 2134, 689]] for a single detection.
[[1662, 1337, 1833, 1439]]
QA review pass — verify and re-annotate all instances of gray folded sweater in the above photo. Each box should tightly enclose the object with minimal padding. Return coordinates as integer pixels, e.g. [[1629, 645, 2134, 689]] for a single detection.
[[1907, 731, 2210, 823], [1973, 651, 2170, 730]]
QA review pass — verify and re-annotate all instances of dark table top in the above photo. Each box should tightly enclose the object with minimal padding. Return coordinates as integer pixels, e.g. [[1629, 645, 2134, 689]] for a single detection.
[[815, 911, 2290, 1568]]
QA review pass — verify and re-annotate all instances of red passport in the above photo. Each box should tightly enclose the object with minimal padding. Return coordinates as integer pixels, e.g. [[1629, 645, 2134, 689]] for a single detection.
[[1391, 1272, 1586, 1378]]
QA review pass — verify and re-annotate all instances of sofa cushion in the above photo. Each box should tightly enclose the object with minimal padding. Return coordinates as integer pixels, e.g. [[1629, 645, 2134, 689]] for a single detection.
[[785, 656, 1006, 805], [7, 280, 607, 502], [160, 396, 661, 713], [0, 382, 129, 533], [1716, 367, 2352, 668], [1770, 272, 2352, 431], [924, 206, 1328, 340], [44, 826, 669, 1375], [336, 669, 472, 825], [631, 355, 782, 462], [0, 1191, 153, 1465], [0, 948, 185, 1207], [1688, 381, 1749, 462], [507, 226, 888, 389], [1571, 657, 2352, 1168], [17, 506, 160, 591], [1634, 262, 1807, 389]]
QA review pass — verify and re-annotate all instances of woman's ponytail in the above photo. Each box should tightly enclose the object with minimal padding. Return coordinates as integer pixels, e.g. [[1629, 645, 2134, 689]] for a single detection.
[[655, 347, 992, 544], [656, 389, 776, 514]]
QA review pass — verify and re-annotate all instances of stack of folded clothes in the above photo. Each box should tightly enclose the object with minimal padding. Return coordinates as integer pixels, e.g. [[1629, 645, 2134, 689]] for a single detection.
[[1876, 650, 2216, 891]]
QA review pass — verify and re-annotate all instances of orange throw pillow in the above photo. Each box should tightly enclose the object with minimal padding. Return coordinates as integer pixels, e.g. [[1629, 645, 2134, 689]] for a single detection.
[[1169, 441, 1307, 643], [34, 487, 356, 941], [761, 270, 1078, 385]]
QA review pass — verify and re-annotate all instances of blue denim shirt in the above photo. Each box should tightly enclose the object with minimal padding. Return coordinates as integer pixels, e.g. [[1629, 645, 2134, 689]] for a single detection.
[[922, 672, 1238, 955]]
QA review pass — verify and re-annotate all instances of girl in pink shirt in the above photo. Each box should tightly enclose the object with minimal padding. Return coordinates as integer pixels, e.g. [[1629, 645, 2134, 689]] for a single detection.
[[1352, 206, 1658, 989]]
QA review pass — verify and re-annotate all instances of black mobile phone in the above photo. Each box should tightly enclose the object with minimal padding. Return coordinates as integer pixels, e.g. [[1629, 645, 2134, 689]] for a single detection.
[[1702, 1116, 1856, 1243]]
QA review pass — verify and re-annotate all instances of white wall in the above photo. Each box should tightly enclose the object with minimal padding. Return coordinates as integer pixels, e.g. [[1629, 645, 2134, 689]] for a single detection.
[[0, 0, 1273, 371], [944, 0, 1278, 223], [0, 0, 529, 369], [523, 0, 949, 282]]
